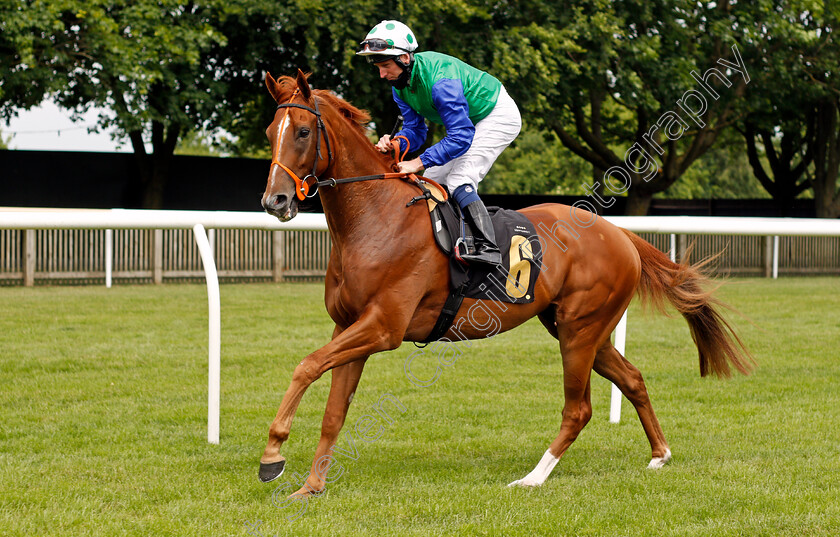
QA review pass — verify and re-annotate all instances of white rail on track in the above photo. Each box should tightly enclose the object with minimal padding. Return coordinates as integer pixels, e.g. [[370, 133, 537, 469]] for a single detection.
[[0, 208, 326, 444], [192, 224, 222, 444], [3, 209, 840, 436]]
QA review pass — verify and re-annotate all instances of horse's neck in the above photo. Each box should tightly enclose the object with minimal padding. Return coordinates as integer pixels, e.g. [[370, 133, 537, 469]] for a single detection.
[[319, 138, 417, 244]]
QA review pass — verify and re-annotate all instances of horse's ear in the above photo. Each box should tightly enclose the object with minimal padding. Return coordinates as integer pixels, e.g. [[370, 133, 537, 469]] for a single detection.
[[265, 72, 284, 104], [296, 69, 312, 101]]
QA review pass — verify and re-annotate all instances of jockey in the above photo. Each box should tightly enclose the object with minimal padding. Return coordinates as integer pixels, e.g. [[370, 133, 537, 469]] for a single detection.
[[356, 20, 522, 266]]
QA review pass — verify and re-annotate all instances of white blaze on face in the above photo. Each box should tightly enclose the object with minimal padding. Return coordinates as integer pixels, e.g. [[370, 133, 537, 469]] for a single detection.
[[278, 110, 292, 148], [270, 111, 293, 192]]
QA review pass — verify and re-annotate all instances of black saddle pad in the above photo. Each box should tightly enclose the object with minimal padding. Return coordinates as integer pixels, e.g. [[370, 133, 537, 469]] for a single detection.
[[430, 198, 542, 305]]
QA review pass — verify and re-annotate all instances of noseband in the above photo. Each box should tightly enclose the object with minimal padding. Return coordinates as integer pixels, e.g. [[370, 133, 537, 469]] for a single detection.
[[270, 89, 333, 200]]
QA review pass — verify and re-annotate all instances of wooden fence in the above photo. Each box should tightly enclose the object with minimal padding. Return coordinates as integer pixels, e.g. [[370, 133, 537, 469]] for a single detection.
[[0, 228, 332, 285], [639, 233, 840, 277], [1, 227, 839, 286]]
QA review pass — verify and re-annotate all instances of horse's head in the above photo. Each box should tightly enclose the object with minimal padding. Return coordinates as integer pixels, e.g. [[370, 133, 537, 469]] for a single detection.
[[262, 70, 328, 221], [262, 70, 382, 221]]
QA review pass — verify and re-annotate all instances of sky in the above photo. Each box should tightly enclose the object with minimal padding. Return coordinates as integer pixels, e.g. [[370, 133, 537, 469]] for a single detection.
[[2, 101, 130, 153]]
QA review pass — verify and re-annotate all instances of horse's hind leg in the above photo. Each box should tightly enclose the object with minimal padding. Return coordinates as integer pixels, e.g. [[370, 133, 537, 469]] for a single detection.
[[508, 327, 597, 487], [593, 341, 671, 468]]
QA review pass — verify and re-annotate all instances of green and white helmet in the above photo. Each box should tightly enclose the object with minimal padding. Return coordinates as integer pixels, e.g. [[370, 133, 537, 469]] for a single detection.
[[356, 20, 418, 59]]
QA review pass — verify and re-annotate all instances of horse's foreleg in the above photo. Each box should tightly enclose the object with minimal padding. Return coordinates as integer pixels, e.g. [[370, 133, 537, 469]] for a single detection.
[[593, 341, 671, 468], [259, 308, 403, 482], [291, 357, 368, 496]]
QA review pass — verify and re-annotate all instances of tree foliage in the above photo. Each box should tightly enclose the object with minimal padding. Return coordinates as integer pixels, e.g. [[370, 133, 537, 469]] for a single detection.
[[482, 122, 591, 195], [0, 0, 436, 207], [482, 1, 761, 214], [2, 1, 235, 206], [735, 0, 839, 216], [0, 0, 380, 207], [803, 2, 840, 218], [659, 128, 768, 200], [2, 0, 838, 214]]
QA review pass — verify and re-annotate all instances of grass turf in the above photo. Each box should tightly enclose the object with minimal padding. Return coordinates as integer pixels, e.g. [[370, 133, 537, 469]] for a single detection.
[[0, 278, 838, 536]]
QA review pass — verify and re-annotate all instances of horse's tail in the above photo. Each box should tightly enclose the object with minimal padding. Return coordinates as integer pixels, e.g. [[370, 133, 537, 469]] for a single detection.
[[621, 228, 754, 378]]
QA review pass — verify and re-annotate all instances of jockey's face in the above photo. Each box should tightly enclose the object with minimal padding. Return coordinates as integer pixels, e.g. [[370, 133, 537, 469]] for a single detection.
[[376, 54, 411, 82]]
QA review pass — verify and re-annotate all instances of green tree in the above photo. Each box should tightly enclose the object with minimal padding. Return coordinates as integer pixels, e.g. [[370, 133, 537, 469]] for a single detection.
[[217, 0, 395, 155], [733, 0, 836, 216], [2, 1, 226, 206], [658, 128, 769, 200], [807, 1, 840, 218], [745, 1, 840, 218], [741, 118, 813, 214], [224, 1, 525, 158], [8, 0, 825, 213], [483, 1, 757, 214], [483, 123, 590, 195], [3, 2, 232, 206], [0, 0, 374, 207], [175, 130, 228, 157]]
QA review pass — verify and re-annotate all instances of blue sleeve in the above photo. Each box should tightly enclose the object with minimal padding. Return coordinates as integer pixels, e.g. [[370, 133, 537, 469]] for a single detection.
[[419, 79, 475, 168], [392, 89, 427, 154]]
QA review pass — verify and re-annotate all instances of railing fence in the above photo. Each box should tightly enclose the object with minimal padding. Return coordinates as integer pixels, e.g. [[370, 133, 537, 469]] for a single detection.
[[3, 227, 840, 286], [1, 227, 337, 285]]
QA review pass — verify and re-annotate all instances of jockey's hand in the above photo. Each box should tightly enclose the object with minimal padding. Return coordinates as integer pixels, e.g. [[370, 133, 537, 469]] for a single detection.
[[374, 134, 392, 153], [396, 157, 425, 175]]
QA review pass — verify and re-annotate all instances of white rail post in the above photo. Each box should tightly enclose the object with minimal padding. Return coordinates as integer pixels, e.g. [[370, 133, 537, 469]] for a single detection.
[[272, 230, 285, 282], [669, 233, 676, 262], [23, 229, 36, 287], [772, 235, 779, 279], [609, 309, 628, 423], [152, 229, 164, 284], [105, 229, 113, 288], [193, 224, 221, 444]]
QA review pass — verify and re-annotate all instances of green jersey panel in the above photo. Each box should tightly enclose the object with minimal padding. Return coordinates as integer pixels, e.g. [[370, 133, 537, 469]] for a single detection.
[[395, 52, 502, 125]]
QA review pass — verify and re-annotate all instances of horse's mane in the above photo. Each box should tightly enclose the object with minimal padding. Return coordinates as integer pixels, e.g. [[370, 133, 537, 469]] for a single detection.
[[273, 75, 371, 137], [270, 74, 396, 170], [314, 90, 372, 133]]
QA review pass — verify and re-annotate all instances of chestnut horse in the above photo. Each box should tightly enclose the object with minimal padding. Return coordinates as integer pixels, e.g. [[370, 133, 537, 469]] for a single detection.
[[258, 71, 752, 495]]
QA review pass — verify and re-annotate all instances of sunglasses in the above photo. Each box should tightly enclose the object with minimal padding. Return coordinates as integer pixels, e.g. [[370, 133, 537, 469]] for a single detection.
[[357, 38, 411, 55]]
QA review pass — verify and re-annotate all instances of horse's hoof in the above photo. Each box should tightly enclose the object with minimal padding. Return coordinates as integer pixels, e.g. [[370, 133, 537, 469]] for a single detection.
[[291, 485, 325, 497], [507, 477, 542, 488], [647, 449, 672, 470], [259, 460, 286, 482]]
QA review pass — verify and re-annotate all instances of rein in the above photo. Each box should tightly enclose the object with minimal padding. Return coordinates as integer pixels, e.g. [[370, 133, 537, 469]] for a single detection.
[[270, 90, 448, 203]]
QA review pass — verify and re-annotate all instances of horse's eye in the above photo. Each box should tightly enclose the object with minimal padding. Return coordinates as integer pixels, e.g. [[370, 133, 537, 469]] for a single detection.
[[299, 127, 311, 138]]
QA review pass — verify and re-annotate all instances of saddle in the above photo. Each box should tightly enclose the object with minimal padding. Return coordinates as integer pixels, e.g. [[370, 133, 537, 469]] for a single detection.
[[414, 182, 543, 343]]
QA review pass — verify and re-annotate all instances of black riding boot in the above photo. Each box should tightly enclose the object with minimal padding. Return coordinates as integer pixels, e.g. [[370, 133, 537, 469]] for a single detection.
[[461, 200, 502, 266]]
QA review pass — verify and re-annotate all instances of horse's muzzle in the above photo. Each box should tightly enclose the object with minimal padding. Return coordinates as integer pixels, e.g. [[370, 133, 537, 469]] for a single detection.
[[262, 193, 298, 222]]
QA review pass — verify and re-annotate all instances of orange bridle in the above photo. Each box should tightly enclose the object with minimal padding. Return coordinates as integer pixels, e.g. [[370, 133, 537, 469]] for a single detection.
[[270, 89, 333, 200]]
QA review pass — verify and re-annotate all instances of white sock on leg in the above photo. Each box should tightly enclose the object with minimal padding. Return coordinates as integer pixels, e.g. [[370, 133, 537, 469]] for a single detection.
[[507, 449, 560, 487]]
